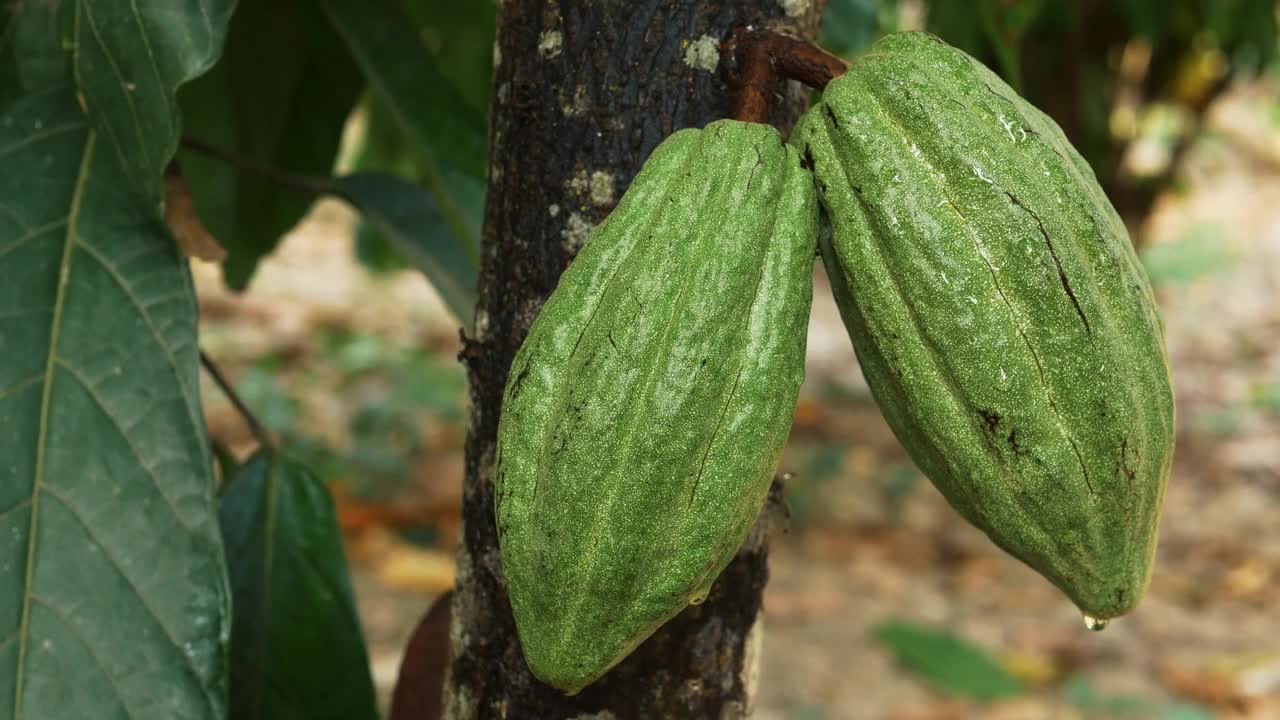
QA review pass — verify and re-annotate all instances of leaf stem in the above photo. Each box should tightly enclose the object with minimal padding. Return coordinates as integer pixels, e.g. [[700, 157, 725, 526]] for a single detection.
[[200, 350, 274, 451], [180, 137, 334, 197]]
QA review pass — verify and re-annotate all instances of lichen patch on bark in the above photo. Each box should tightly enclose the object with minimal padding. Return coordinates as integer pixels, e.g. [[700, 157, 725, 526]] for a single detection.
[[589, 171, 616, 206], [561, 212, 595, 253], [683, 34, 721, 71], [538, 30, 563, 58]]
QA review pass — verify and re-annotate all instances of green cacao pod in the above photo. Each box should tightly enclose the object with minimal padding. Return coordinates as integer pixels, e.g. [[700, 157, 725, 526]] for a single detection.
[[795, 32, 1175, 622], [495, 120, 817, 692]]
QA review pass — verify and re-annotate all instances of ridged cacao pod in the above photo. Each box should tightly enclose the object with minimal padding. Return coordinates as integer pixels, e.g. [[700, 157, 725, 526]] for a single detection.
[[795, 32, 1175, 622], [495, 120, 817, 692]]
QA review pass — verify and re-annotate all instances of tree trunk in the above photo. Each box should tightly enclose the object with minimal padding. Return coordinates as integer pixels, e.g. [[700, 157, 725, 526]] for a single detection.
[[445, 1, 826, 717]]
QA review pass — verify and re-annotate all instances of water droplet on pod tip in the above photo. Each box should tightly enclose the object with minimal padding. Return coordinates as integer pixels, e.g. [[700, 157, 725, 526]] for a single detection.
[[1083, 614, 1108, 632]]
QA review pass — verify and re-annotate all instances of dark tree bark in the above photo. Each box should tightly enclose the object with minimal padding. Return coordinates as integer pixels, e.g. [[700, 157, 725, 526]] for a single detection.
[[445, 1, 826, 717]]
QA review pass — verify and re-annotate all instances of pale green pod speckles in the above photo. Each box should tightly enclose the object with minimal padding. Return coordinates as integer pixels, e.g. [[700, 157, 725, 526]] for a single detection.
[[796, 32, 1175, 621], [495, 119, 818, 693]]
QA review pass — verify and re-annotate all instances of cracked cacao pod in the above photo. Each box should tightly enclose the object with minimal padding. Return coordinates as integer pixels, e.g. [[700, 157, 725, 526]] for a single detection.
[[495, 119, 817, 692], [795, 32, 1175, 622]]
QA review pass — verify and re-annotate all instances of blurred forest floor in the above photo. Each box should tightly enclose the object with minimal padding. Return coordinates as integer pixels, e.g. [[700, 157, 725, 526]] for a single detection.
[[197, 80, 1280, 720]]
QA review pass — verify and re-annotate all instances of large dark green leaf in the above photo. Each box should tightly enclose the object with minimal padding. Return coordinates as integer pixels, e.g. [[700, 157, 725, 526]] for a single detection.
[[319, 0, 485, 180], [875, 621, 1024, 702], [405, 0, 495, 113], [320, 0, 485, 326], [0, 1, 64, 109], [0, 88, 230, 719], [219, 450, 377, 720], [820, 0, 881, 57], [71, 0, 236, 210], [350, 95, 418, 274], [335, 172, 479, 328], [177, 0, 363, 290]]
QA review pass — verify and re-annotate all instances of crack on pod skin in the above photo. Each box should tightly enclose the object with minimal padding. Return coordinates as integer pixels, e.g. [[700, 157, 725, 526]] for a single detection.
[[686, 185, 780, 507], [1003, 190, 1093, 337], [799, 143, 828, 194], [800, 145, 816, 172], [628, 282, 646, 312], [821, 88, 1106, 536], [1067, 436, 1096, 496], [746, 144, 765, 191], [508, 360, 532, 401], [1120, 436, 1137, 490], [823, 104, 838, 127], [690, 367, 744, 506], [941, 196, 1051, 382]]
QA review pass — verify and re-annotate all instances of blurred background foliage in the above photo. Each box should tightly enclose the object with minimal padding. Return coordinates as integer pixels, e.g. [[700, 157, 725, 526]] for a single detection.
[[183, 0, 1280, 717], [824, 0, 1279, 226]]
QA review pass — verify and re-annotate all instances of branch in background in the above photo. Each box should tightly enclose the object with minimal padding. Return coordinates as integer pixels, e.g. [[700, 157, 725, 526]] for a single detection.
[[180, 137, 334, 197], [726, 27, 848, 123], [200, 350, 274, 451]]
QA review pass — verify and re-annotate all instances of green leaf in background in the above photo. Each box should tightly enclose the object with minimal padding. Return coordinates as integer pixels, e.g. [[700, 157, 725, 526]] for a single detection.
[[1140, 222, 1237, 287], [0, 1, 63, 109], [1062, 674, 1215, 719], [219, 450, 378, 720], [406, 0, 496, 114], [321, 0, 485, 323], [820, 0, 882, 57], [976, 0, 1045, 92], [350, 94, 429, 275], [320, 0, 486, 180], [177, 0, 364, 290], [335, 172, 479, 329], [925, 0, 987, 57], [0, 88, 229, 719], [71, 0, 236, 211], [349, 93, 485, 278], [874, 621, 1024, 702]]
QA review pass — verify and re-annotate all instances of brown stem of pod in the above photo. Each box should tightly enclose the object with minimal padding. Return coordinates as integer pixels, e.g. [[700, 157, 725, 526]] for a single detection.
[[726, 27, 848, 124]]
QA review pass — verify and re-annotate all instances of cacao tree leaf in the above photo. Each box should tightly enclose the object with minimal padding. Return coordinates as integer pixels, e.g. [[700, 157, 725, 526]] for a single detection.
[[350, 95, 424, 274], [219, 450, 377, 720], [319, 0, 486, 180], [925, 0, 987, 56], [319, 0, 485, 311], [976, 0, 1045, 92], [177, 0, 363, 290], [404, 0, 496, 114], [70, 0, 236, 210], [874, 621, 1023, 702], [334, 172, 479, 329], [821, 0, 881, 56], [0, 88, 230, 719], [0, 0, 65, 109], [349, 95, 484, 282]]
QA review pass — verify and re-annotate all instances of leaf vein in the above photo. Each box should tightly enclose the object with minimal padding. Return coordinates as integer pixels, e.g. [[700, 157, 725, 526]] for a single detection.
[[0, 374, 43, 403], [38, 487, 208, 691], [0, 123, 85, 159], [76, 2, 153, 186], [27, 595, 134, 718], [0, 498, 33, 524], [54, 358, 201, 535], [15, 129, 94, 720], [73, 236, 205, 448], [0, 220, 69, 262]]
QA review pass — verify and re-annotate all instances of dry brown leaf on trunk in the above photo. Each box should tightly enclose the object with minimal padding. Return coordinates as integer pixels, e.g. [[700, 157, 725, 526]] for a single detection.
[[165, 162, 226, 261]]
